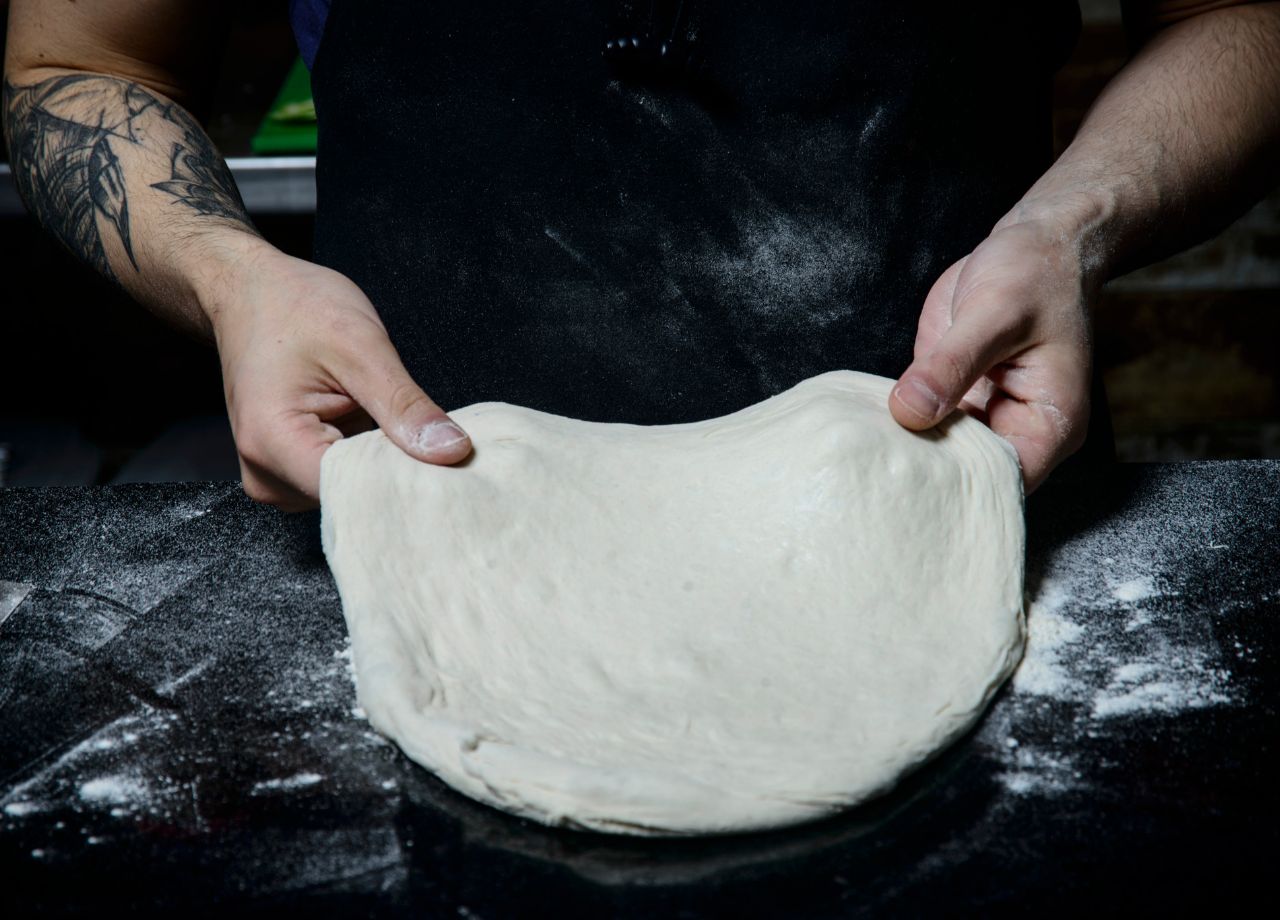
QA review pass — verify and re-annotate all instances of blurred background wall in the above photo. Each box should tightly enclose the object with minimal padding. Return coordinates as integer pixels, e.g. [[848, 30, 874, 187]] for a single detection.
[[1, 0, 1276, 486]]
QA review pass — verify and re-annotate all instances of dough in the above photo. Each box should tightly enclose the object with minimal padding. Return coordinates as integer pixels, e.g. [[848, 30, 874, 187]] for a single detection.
[[320, 371, 1025, 835]]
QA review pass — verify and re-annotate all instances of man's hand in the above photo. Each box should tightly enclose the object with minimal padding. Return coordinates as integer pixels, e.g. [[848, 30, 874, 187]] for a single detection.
[[4, 4, 471, 513], [890, 214, 1096, 493], [205, 239, 472, 511], [888, 2, 1280, 491]]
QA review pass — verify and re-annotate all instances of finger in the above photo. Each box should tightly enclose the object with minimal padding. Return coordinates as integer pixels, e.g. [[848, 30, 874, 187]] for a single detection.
[[984, 395, 1059, 494], [958, 374, 998, 419], [890, 294, 1028, 431], [293, 392, 375, 437], [331, 331, 472, 465], [239, 409, 344, 510], [240, 461, 318, 513], [331, 405, 375, 438], [985, 388, 1087, 493]]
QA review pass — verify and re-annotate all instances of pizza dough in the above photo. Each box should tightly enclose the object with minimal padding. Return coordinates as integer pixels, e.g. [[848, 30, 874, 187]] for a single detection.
[[320, 370, 1025, 835]]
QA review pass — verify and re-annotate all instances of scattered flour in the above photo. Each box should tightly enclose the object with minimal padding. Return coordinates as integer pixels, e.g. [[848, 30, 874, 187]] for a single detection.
[[1092, 658, 1232, 719], [79, 775, 149, 806], [1111, 576, 1157, 604], [0, 486, 415, 892], [251, 773, 324, 795], [336, 640, 367, 718], [997, 746, 1083, 797], [0, 633, 388, 846], [1010, 585, 1083, 698], [696, 211, 870, 328], [157, 657, 215, 696], [985, 474, 1253, 799], [1, 709, 178, 822]]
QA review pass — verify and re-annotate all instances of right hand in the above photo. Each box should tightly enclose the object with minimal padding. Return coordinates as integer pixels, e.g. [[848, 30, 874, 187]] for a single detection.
[[202, 241, 471, 511]]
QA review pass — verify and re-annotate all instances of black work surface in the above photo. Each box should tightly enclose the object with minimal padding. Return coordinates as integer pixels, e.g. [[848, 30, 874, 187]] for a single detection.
[[1, 463, 1276, 916]]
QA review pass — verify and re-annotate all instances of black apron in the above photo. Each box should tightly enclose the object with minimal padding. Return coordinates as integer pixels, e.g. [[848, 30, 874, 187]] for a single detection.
[[310, 0, 1097, 436]]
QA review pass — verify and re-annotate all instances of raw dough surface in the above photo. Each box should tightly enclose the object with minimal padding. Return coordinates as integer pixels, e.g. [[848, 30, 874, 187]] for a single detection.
[[320, 371, 1025, 835]]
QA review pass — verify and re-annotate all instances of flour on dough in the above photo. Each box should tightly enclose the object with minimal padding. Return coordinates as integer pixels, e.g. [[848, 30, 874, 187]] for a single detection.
[[320, 370, 1025, 835]]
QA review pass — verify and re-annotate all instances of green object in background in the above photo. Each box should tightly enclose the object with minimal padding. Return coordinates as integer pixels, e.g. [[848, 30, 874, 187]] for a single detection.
[[251, 57, 317, 155]]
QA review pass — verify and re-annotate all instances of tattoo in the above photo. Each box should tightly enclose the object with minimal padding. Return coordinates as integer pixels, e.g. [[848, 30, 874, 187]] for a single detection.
[[149, 104, 253, 224], [3, 74, 253, 285], [3, 75, 147, 281]]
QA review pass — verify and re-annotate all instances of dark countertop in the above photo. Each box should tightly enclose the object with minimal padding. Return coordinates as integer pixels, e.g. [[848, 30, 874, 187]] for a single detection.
[[1, 463, 1277, 916]]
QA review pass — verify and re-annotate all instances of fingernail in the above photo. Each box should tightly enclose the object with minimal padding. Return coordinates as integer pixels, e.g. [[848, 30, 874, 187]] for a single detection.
[[413, 419, 468, 453], [894, 378, 942, 423]]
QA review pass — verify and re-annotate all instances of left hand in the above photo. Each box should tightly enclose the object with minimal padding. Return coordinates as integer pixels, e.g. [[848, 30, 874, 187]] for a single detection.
[[888, 214, 1098, 493]]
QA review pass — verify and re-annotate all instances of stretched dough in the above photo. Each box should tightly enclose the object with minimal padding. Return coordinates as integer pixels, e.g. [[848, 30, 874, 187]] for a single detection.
[[321, 371, 1025, 835]]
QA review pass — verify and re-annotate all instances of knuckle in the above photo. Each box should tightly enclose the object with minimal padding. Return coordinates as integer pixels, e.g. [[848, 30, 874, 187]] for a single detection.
[[932, 346, 974, 394], [1061, 389, 1091, 453], [235, 427, 270, 471], [1042, 395, 1088, 459], [328, 308, 385, 345], [240, 475, 277, 505], [1064, 415, 1089, 456], [386, 380, 434, 420]]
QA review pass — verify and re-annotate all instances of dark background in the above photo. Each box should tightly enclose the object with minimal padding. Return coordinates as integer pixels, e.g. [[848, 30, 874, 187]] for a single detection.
[[0, 0, 1276, 486]]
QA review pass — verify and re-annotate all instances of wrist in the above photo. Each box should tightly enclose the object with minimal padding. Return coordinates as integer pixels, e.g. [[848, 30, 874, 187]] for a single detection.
[[182, 230, 283, 336], [996, 134, 1175, 288], [993, 185, 1124, 291]]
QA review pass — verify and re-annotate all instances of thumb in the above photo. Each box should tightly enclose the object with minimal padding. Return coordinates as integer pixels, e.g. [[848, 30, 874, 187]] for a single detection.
[[890, 308, 1020, 431], [334, 333, 472, 465]]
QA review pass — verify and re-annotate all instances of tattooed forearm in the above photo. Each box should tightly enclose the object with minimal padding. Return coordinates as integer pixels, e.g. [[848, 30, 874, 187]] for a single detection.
[[2, 73, 254, 285], [3, 75, 145, 281]]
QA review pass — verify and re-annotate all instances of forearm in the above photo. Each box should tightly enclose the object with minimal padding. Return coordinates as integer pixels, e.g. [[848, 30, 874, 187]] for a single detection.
[[2, 67, 270, 336], [1003, 3, 1280, 281]]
